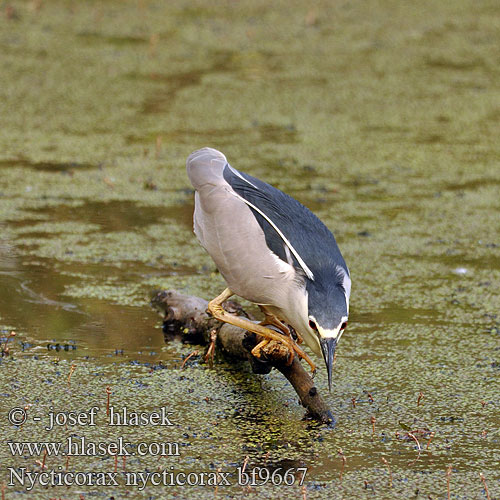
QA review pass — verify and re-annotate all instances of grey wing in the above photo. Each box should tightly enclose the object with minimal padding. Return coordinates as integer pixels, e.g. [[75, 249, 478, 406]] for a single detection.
[[222, 163, 349, 281], [186, 148, 297, 306]]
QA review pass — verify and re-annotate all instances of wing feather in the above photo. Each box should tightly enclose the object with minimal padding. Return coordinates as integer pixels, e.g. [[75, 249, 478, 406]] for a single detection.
[[222, 163, 348, 287]]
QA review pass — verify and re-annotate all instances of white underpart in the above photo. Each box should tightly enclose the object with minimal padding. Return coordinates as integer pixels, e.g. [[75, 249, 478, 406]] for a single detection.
[[283, 243, 294, 266], [229, 190, 315, 281]]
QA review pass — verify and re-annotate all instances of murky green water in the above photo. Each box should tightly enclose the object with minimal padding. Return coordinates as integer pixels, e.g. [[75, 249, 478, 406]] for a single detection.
[[1, 0, 499, 498]]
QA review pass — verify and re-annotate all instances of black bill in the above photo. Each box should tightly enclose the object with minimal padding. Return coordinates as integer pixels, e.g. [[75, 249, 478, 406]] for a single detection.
[[320, 337, 337, 392]]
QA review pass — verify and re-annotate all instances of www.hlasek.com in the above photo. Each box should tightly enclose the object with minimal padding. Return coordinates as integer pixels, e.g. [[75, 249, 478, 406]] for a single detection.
[[8, 467, 308, 491]]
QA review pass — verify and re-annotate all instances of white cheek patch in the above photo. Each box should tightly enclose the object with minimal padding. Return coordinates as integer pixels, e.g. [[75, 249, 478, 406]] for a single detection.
[[320, 327, 340, 339], [318, 315, 348, 341]]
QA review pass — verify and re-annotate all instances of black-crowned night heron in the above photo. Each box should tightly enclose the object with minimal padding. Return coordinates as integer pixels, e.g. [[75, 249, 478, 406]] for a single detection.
[[187, 148, 350, 390]]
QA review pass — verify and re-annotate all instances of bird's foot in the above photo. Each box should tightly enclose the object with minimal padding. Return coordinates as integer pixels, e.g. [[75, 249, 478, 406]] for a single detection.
[[259, 314, 290, 336], [259, 315, 296, 364], [208, 289, 316, 374], [251, 339, 294, 366], [288, 340, 316, 374], [251, 335, 316, 373], [259, 309, 303, 345]]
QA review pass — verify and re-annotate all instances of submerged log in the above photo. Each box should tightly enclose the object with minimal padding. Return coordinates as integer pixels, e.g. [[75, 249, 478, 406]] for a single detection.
[[151, 290, 334, 425]]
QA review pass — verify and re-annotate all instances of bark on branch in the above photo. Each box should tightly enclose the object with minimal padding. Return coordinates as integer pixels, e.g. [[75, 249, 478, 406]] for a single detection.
[[151, 289, 334, 425]]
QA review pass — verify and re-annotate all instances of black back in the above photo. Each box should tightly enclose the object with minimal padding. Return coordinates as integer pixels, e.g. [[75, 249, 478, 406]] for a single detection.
[[222, 163, 349, 289]]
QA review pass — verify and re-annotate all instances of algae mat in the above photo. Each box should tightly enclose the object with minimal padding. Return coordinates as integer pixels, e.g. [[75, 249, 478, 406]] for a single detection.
[[0, 0, 499, 498]]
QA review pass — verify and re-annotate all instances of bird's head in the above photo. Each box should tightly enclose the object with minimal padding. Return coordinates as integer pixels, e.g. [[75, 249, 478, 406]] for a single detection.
[[304, 267, 350, 391]]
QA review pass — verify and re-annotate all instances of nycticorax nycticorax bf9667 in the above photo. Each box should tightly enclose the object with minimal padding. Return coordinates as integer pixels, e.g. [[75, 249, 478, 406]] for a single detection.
[[187, 148, 350, 390]]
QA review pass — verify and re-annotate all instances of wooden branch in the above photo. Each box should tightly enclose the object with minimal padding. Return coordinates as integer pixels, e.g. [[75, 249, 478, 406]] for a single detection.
[[151, 289, 335, 425]]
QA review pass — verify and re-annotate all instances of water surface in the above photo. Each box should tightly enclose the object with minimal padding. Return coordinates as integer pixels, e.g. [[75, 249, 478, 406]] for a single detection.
[[0, 0, 499, 498]]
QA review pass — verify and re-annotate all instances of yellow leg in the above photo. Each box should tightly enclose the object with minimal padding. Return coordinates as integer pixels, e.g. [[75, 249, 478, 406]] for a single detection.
[[259, 306, 303, 345], [208, 289, 316, 373], [252, 339, 295, 366], [251, 339, 271, 358], [257, 309, 296, 364], [258, 306, 290, 335]]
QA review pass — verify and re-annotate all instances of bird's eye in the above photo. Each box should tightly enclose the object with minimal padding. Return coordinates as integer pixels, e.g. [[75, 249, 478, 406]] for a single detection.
[[309, 320, 318, 331], [341, 321, 347, 330]]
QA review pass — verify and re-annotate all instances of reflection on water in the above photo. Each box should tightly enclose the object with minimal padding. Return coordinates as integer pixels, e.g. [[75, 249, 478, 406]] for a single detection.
[[352, 304, 444, 327], [0, 253, 165, 359], [20, 199, 193, 233], [0, 158, 98, 172], [140, 50, 235, 114], [125, 122, 298, 148], [0, 199, 198, 360]]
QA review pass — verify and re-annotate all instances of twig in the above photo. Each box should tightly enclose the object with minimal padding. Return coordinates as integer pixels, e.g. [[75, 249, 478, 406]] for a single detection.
[[103, 176, 114, 189], [106, 386, 112, 417], [301, 484, 307, 500], [35, 450, 48, 470], [479, 473, 490, 500], [1, 482, 5, 500], [6, 331, 16, 346], [204, 329, 217, 367], [407, 432, 421, 451], [407, 432, 422, 466], [155, 135, 162, 158], [67, 363, 77, 387], [417, 391, 424, 407], [338, 448, 346, 482], [426, 432, 435, 450], [149, 34, 160, 58], [181, 350, 198, 370], [151, 289, 334, 424], [21, 404, 31, 430], [446, 465, 452, 500], [370, 416, 376, 440], [214, 467, 222, 496], [1, 331, 16, 356], [114, 454, 118, 473], [381, 457, 393, 488], [241, 456, 249, 474]]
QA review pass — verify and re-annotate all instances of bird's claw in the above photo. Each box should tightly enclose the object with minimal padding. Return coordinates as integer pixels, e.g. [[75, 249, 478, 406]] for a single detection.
[[288, 340, 316, 374]]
